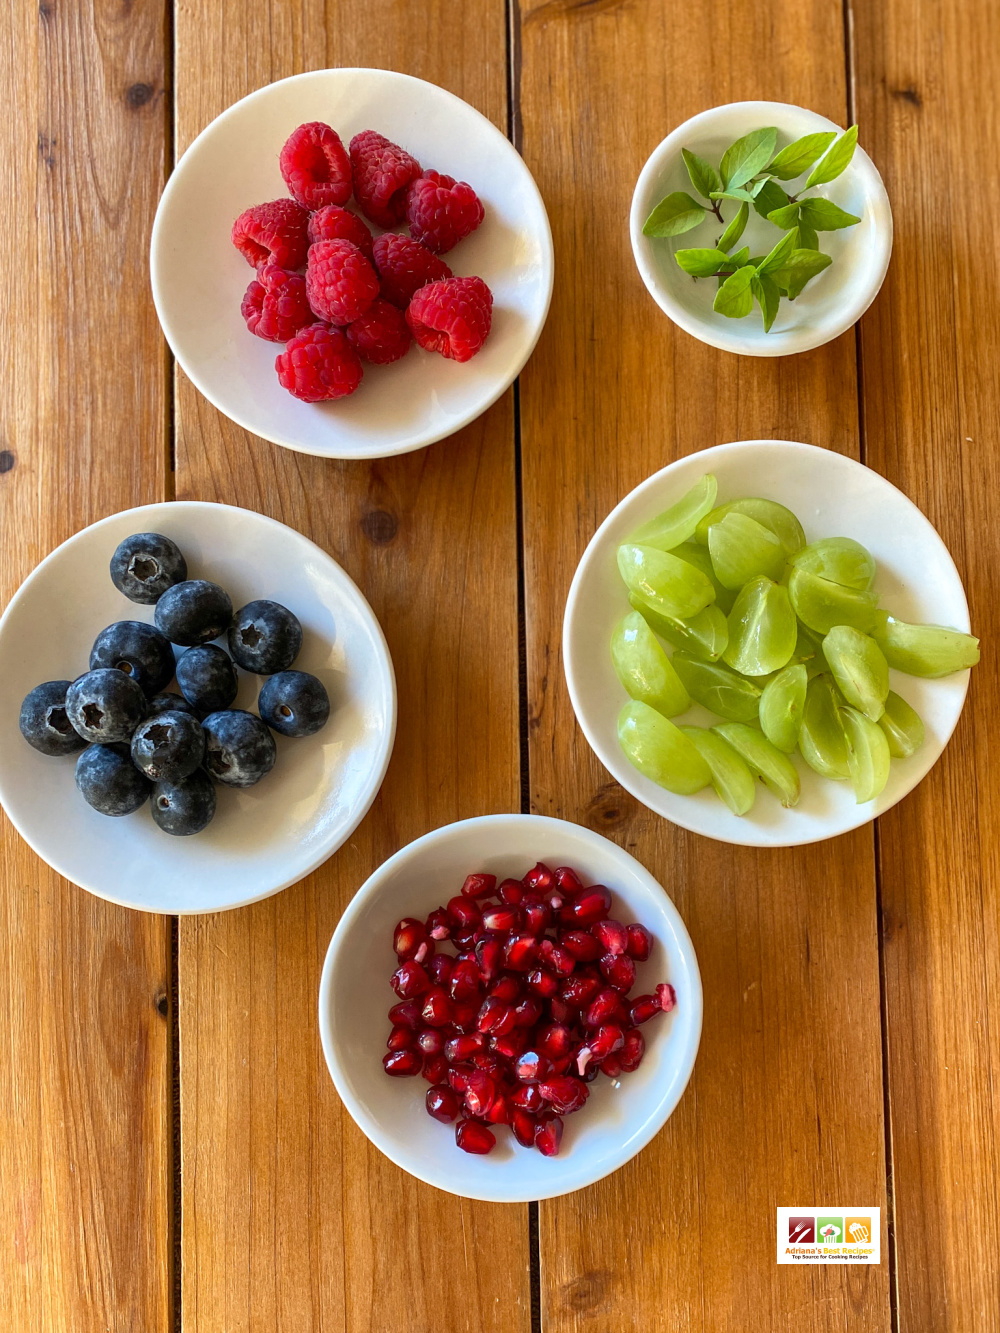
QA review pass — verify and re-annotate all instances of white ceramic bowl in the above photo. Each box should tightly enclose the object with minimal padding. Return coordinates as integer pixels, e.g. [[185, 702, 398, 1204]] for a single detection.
[[0, 502, 396, 913], [563, 441, 972, 848], [319, 815, 702, 1202], [630, 101, 892, 356], [151, 68, 554, 459]]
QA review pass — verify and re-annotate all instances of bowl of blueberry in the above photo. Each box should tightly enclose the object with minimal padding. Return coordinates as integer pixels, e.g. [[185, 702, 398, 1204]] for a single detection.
[[0, 502, 396, 913]]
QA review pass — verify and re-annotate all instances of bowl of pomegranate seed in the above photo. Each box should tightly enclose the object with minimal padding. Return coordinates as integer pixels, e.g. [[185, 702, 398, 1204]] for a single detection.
[[318, 814, 701, 1201]]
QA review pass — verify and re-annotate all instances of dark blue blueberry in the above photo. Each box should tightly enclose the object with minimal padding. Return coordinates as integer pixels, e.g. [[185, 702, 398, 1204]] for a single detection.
[[75, 743, 151, 816], [258, 671, 330, 738], [89, 620, 176, 696], [19, 679, 87, 756], [154, 580, 233, 647], [110, 532, 187, 604], [176, 644, 238, 713], [228, 600, 302, 674], [201, 709, 276, 787], [150, 769, 217, 836], [147, 691, 199, 719], [65, 669, 147, 744], [130, 710, 205, 782]]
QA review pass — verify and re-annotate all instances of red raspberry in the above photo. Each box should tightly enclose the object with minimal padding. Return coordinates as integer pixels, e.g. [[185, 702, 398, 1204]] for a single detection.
[[231, 198, 309, 270], [275, 323, 363, 402], [305, 239, 379, 325], [372, 233, 452, 308], [279, 122, 352, 210], [346, 299, 412, 365], [240, 265, 313, 342], [307, 205, 374, 261], [349, 130, 422, 229], [406, 276, 493, 363], [406, 171, 485, 254]]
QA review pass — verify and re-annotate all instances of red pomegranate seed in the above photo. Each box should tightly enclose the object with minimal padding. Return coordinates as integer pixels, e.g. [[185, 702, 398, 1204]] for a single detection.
[[422, 1053, 449, 1084], [490, 1029, 527, 1062], [486, 1094, 512, 1125], [513, 995, 544, 1028], [421, 987, 453, 1027], [592, 1023, 625, 1059], [445, 1032, 485, 1062], [464, 1070, 496, 1118], [553, 866, 584, 897], [416, 1028, 444, 1055], [461, 872, 497, 899], [560, 885, 612, 927], [511, 1109, 537, 1147], [391, 960, 431, 1000], [583, 988, 620, 1028], [526, 968, 559, 999], [426, 1084, 461, 1122], [523, 862, 555, 893], [477, 997, 516, 1036], [456, 1119, 496, 1154], [593, 919, 628, 956], [538, 939, 575, 976], [600, 1054, 623, 1078], [472, 1052, 505, 1078], [504, 933, 538, 971], [534, 1115, 563, 1156], [626, 923, 652, 961], [446, 895, 481, 932], [620, 1027, 645, 1072], [546, 891, 565, 914], [475, 934, 504, 982], [393, 916, 427, 959], [448, 1065, 473, 1092], [537, 1023, 572, 1059], [428, 953, 454, 987], [559, 929, 601, 962], [600, 952, 637, 993], [538, 1075, 589, 1115], [489, 976, 521, 1003], [482, 904, 521, 932], [628, 993, 661, 1025], [448, 958, 482, 1004], [498, 877, 525, 904], [560, 974, 601, 1008], [383, 1049, 421, 1076], [548, 998, 574, 1026], [514, 1049, 552, 1083], [452, 926, 479, 951], [387, 1025, 416, 1052], [656, 982, 677, 1013], [450, 1002, 479, 1032], [550, 1054, 573, 1075], [388, 1000, 422, 1030], [425, 907, 451, 941], [521, 896, 550, 935], [512, 1083, 544, 1112]]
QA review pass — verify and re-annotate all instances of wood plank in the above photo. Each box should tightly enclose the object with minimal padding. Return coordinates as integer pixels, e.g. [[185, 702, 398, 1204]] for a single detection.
[[0, 0, 172, 1329], [171, 5, 531, 1329], [851, 0, 1000, 1325], [515, 1, 892, 1327]]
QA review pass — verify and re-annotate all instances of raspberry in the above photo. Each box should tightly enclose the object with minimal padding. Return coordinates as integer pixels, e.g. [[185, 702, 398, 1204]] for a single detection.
[[349, 130, 422, 229], [307, 205, 374, 261], [406, 276, 493, 363], [372, 233, 451, 308], [406, 171, 485, 254], [279, 122, 352, 210], [275, 323, 363, 402], [346, 299, 412, 365], [240, 265, 313, 342], [231, 198, 310, 270], [305, 239, 379, 325]]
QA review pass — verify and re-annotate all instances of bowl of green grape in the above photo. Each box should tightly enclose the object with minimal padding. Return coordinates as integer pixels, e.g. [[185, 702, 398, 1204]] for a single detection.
[[563, 440, 979, 847]]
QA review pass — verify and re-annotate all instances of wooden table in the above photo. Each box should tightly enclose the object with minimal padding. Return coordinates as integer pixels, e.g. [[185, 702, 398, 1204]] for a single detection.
[[1, 0, 997, 1328]]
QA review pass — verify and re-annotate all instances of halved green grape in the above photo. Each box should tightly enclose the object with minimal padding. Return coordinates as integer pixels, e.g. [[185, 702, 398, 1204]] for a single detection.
[[759, 662, 808, 752], [617, 543, 716, 620], [821, 624, 889, 722], [711, 721, 801, 807], [878, 690, 925, 758], [628, 593, 729, 662], [627, 475, 718, 551], [798, 674, 850, 778], [871, 617, 980, 677], [790, 621, 826, 677], [695, 497, 806, 556], [618, 700, 712, 794], [679, 726, 756, 815], [707, 513, 786, 590], [840, 706, 891, 803], [788, 566, 881, 635], [672, 541, 735, 613], [671, 652, 763, 722], [611, 612, 691, 717], [790, 536, 876, 591], [723, 576, 797, 676]]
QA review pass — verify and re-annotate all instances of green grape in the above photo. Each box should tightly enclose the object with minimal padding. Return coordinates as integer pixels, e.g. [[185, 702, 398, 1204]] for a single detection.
[[627, 474, 718, 551], [798, 674, 850, 779], [671, 652, 763, 722], [759, 663, 808, 752], [878, 690, 925, 758], [790, 536, 876, 591], [787, 566, 881, 635], [840, 706, 891, 803], [707, 513, 786, 590], [790, 621, 826, 677], [871, 616, 980, 677], [618, 701, 712, 794], [672, 541, 735, 613], [628, 593, 729, 662], [611, 612, 691, 717], [723, 576, 797, 676], [695, 497, 806, 556], [711, 721, 801, 807], [679, 726, 756, 816], [617, 543, 716, 620], [821, 625, 889, 722]]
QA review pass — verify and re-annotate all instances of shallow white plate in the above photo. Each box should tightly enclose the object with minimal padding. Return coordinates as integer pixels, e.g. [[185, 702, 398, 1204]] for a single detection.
[[0, 502, 396, 913], [151, 68, 554, 459], [319, 815, 702, 1202], [563, 441, 972, 848]]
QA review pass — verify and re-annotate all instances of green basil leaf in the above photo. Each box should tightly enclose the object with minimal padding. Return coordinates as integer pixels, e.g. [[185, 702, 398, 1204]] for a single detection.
[[749, 175, 772, 198], [720, 127, 778, 189], [798, 197, 861, 231], [727, 245, 750, 268], [751, 271, 781, 332], [766, 202, 801, 230], [770, 249, 833, 299], [675, 247, 731, 277], [643, 192, 707, 237], [710, 188, 756, 203], [757, 229, 798, 275], [768, 131, 837, 180], [795, 220, 820, 251], [717, 201, 749, 252], [713, 265, 756, 319], [754, 179, 790, 219], [805, 124, 859, 187], [682, 148, 723, 201]]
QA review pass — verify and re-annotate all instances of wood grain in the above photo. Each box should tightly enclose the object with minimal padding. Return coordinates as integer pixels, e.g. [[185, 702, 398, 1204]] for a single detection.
[[0, 1, 172, 1330]]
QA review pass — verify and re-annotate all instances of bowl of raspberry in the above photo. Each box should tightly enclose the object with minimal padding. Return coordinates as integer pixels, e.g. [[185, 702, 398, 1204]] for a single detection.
[[151, 69, 553, 460], [318, 814, 702, 1202]]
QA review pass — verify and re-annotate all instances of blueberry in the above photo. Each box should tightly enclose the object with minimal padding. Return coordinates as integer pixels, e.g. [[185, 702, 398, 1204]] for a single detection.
[[176, 644, 238, 713], [19, 680, 87, 756], [151, 769, 217, 836], [131, 710, 205, 782], [201, 710, 276, 787], [154, 580, 233, 647], [147, 691, 199, 719], [228, 600, 302, 674], [89, 620, 176, 696], [258, 671, 330, 737], [65, 669, 147, 744], [75, 743, 151, 816], [110, 532, 187, 604]]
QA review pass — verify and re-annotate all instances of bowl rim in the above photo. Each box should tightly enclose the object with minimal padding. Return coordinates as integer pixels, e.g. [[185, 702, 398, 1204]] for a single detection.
[[629, 99, 893, 357], [318, 812, 703, 1202]]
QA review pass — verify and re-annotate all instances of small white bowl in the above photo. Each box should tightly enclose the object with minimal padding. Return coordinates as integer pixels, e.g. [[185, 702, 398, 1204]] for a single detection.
[[563, 441, 972, 848], [151, 68, 554, 460], [319, 814, 702, 1202], [630, 101, 892, 356], [0, 502, 396, 913]]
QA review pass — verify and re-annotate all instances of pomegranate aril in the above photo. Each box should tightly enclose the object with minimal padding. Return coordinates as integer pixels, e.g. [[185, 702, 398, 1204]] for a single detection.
[[391, 960, 431, 999], [522, 862, 555, 893], [416, 1028, 444, 1055], [476, 996, 516, 1036], [463, 1070, 496, 1118], [446, 895, 481, 932], [426, 1084, 461, 1122], [560, 885, 612, 927], [393, 916, 427, 959], [456, 1119, 496, 1154], [383, 1049, 421, 1076], [513, 995, 544, 1028], [534, 1115, 564, 1156], [559, 929, 601, 962], [425, 907, 451, 940], [428, 953, 454, 987], [471, 1052, 504, 1078], [536, 1023, 572, 1059], [447, 1064, 474, 1092], [600, 952, 637, 993], [482, 904, 521, 932], [512, 1083, 544, 1112], [514, 1049, 552, 1083], [538, 1075, 589, 1115], [511, 1109, 537, 1147], [628, 994, 661, 1026], [421, 987, 453, 1027], [526, 968, 559, 999], [620, 1027, 645, 1072], [593, 919, 629, 956], [485, 1094, 512, 1125], [584, 988, 620, 1029], [548, 998, 574, 1026], [560, 974, 601, 1008], [475, 933, 504, 982], [538, 939, 575, 976], [626, 923, 653, 961], [600, 1054, 623, 1078], [445, 1033, 485, 1062], [388, 1000, 422, 1031], [450, 1002, 479, 1032], [521, 896, 551, 935], [489, 976, 521, 1003], [498, 877, 525, 905], [448, 958, 482, 1004], [387, 1025, 416, 1052], [460, 872, 496, 899], [422, 1053, 449, 1084], [504, 933, 538, 971], [554, 866, 585, 897], [490, 1030, 527, 1062], [549, 1054, 573, 1075], [656, 982, 677, 1012]]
